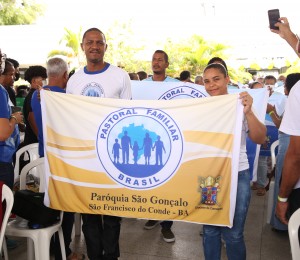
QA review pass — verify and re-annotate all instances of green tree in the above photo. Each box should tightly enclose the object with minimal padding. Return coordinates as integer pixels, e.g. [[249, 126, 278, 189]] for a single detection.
[[0, 0, 45, 25], [47, 27, 84, 69], [164, 35, 229, 78], [105, 20, 147, 72], [49, 22, 149, 72], [59, 27, 82, 57], [285, 59, 300, 74]]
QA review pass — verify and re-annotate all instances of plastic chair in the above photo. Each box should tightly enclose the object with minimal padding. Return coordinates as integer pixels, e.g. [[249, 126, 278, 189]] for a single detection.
[[14, 143, 39, 182], [266, 140, 279, 224], [0, 184, 14, 259], [5, 158, 66, 260], [288, 208, 300, 260], [271, 140, 279, 169]]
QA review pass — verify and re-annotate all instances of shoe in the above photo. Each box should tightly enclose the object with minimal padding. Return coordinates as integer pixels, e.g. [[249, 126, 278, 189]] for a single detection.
[[199, 227, 203, 236], [67, 252, 86, 260], [271, 227, 288, 233], [257, 188, 266, 196], [161, 228, 175, 242], [144, 220, 159, 230]]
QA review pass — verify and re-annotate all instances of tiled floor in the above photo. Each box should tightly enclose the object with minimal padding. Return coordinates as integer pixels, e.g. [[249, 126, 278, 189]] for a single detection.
[[7, 189, 292, 260]]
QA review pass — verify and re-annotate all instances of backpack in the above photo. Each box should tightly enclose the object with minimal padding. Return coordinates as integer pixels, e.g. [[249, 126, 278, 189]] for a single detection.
[[12, 190, 60, 228]]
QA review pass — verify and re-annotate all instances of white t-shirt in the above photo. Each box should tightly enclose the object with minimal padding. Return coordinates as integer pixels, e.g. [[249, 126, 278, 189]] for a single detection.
[[66, 63, 132, 100], [280, 81, 300, 135], [239, 116, 249, 172], [279, 80, 300, 189]]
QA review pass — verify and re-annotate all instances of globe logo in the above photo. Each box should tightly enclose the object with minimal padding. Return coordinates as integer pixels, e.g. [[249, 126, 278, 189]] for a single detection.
[[81, 82, 104, 97]]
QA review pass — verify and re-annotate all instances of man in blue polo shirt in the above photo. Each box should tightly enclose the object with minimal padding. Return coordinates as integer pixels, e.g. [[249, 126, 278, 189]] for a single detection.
[[31, 57, 83, 260], [31, 58, 68, 157]]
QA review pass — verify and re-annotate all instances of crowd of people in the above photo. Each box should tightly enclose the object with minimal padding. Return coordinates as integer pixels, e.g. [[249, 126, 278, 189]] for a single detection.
[[0, 16, 300, 260]]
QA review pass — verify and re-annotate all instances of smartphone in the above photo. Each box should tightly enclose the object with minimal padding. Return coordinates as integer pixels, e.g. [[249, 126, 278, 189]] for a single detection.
[[268, 9, 280, 30], [11, 106, 22, 113]]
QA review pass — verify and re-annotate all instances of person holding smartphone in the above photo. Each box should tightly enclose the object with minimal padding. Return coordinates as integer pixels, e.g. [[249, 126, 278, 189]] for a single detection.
[[270, 16, 300, 58], [0, 48, 23, 189], [270, 17, 300, 241]]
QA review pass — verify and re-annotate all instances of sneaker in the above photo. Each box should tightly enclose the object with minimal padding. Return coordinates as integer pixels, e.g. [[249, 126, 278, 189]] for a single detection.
[[199, 228, 203, 236], [161, 228, 175, 242], [144, 220, 159, 230]]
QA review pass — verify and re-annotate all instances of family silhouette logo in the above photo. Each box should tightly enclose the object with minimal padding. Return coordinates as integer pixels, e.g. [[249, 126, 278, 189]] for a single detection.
[[96, 107, 183, 189], [159, 86, 207, 100], [81, 82, 105, 97]]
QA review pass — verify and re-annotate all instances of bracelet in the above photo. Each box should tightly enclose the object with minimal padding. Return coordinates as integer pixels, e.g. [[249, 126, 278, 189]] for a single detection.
[[10, 115, 18, 124], [269, 111, 275, 116], [277, 195, 288, 203]]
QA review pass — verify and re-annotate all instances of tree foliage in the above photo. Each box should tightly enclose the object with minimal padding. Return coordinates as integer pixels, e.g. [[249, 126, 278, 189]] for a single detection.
[[59, 27, 82, 57], [105, 20, 146, 73], [164, 35, 229, 78], [51, 22, 254, 83], [285, 59, 300, 74], [0, 0, 45, 25]]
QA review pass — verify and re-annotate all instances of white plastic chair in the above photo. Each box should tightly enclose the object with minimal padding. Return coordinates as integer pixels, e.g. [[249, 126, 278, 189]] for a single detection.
[[266, 140, 279, 224], [271, 140, 279, 169], [14, 143, 39, 182], [5, 158, 66, 260], [0, 184, 14, 259], [288, 208, 300, 260]]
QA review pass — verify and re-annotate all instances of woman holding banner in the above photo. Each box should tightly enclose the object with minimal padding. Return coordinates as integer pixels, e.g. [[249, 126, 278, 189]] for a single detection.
[[202, 63, 266, 260]]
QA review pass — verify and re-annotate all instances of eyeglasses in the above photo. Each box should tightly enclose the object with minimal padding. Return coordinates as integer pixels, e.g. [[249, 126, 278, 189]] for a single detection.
[[1, 53, 7, 74]]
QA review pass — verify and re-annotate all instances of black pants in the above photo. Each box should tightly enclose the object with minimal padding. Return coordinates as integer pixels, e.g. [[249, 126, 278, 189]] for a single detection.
[[0, 162, 14, 189], [82, 214, 121, 260], [160, 220, 173, 229]]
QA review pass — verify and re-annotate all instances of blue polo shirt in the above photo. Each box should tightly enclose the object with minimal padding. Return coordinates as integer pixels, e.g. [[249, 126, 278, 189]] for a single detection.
[[143, 76, 179, 82], [0, 85, 20, 162], [31, 86, 65, 157]]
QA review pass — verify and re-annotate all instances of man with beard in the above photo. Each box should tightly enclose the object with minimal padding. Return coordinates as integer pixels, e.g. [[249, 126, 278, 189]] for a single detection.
[[142, 49, 178, 243], [143, 50, 179, 83]]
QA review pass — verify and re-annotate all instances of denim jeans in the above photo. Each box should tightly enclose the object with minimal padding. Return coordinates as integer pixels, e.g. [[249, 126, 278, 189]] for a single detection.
[[0, 162, 14, 189], [203, 169, 251, 260], [270, 132, 289, 230], [256, 156, 268, 188], [82, 214, 121, 260]]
